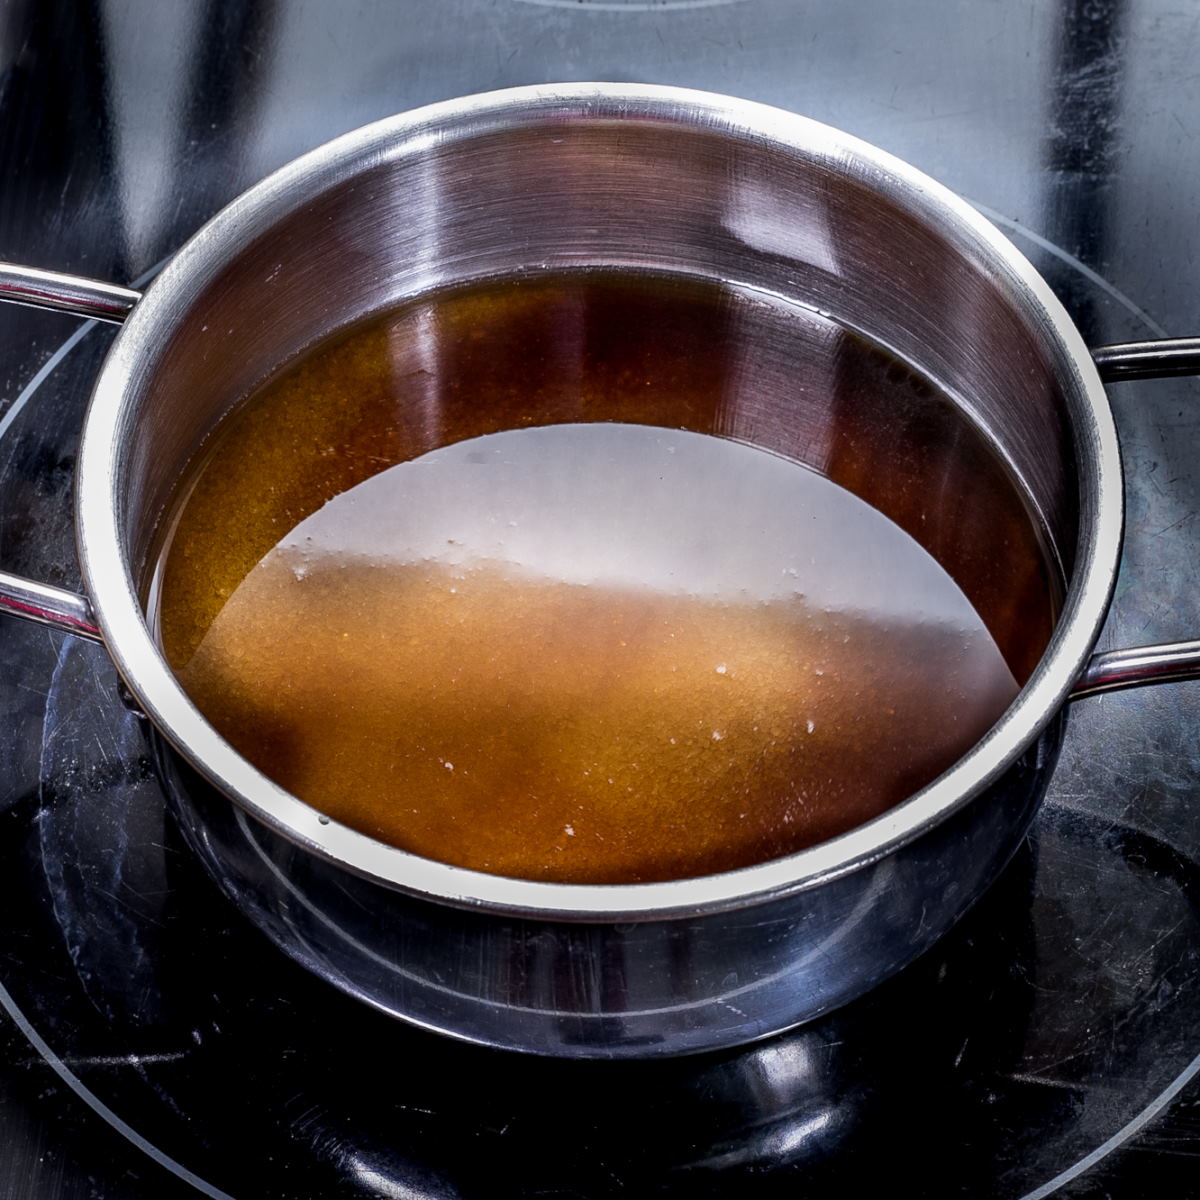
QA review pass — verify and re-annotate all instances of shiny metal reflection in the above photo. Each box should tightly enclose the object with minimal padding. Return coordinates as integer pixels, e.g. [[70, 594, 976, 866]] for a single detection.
[[0, 84, 1191, 1056]]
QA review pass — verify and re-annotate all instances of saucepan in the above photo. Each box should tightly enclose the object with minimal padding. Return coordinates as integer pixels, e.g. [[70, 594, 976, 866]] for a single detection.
[[1, 84, 1199, 1059]]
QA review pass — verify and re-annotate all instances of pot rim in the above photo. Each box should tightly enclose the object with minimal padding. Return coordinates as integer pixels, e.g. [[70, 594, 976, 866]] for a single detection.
[[75, 82, 1122, 921]]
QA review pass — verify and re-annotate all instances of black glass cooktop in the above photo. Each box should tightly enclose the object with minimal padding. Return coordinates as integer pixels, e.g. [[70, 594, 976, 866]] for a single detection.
[[2, 2, 1200, 1196]]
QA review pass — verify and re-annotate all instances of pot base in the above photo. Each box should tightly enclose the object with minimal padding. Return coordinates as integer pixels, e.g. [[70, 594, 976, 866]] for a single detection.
[[154, 717, 1063, 1058]]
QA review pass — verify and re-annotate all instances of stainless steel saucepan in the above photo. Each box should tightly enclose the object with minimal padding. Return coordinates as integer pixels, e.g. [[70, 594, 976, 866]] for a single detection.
[[1, 84, 1199, 1058]]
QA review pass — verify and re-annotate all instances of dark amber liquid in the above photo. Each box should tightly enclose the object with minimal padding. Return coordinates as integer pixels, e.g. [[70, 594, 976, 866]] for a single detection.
[[155, 271, 1055, 884]]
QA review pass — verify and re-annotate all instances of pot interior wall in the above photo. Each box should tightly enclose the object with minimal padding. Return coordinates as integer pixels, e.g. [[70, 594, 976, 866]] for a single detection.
[[118, 103, 1081, 671]]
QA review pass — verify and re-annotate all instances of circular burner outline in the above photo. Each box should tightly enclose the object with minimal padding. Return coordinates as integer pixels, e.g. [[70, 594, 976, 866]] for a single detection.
[[0, 233, 1191, 1200], [1017, 1047, 1200, 1200], [0, 320, 96, 446], [0, 975, 234, 1200]]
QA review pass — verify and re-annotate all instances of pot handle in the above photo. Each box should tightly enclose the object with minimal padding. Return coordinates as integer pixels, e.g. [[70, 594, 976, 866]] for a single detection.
[[0, 262, 140, 641], [1068, 338, 1200, 698], [0, 262, 141, 323], [0, 572, 102, 642], [1071, 641, 1200, 699], [1092, 337, 1200, 383]]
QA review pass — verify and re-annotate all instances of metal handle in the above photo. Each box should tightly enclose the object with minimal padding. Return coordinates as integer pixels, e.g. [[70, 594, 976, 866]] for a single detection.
[[0, 261, 141, 324], [0, 262, 139, 643], [1071, 640, 1200, 699], [1070, 340, 1200, 698], [1092, 336, 1200, 383], [0, 571, 102, 641]]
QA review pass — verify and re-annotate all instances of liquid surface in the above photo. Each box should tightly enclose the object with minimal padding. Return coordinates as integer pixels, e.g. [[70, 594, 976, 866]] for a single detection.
[[169, 423, 1017, 884], [156, 271, 1052, 884]]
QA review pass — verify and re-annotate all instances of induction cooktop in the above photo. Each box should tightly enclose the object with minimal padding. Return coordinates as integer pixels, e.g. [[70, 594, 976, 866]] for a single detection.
[[2, 2, 1199, 1196]]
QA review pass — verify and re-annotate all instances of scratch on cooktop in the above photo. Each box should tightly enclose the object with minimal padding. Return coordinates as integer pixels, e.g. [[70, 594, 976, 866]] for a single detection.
[[19, 1051, 189, 1068]]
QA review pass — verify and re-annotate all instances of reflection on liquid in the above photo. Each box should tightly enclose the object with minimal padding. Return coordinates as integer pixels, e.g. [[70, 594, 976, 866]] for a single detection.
[[178, 423, 1017, 883]]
